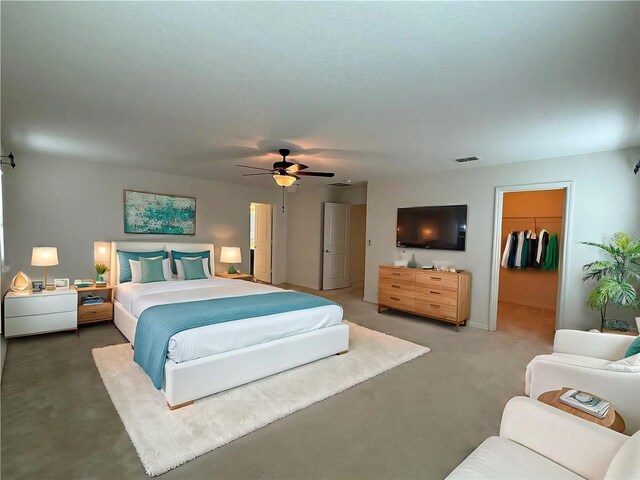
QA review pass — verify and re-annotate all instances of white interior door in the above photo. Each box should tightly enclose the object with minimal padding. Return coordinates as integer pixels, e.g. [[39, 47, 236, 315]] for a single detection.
[[322, 202, 351, 290], [253, 203, 272, 283]]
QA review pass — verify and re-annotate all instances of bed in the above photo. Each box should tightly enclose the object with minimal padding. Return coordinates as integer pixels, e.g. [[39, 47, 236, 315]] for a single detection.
[[110, 241, 349, 409]]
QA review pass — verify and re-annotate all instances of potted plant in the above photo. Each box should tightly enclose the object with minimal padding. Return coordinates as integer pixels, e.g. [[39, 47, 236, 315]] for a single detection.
[[581, 232, 640, 332], [95, 263, 109, 283]]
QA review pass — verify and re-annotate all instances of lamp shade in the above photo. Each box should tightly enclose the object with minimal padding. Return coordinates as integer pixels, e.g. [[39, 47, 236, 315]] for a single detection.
[[94, 241, 111, 263], [31, 247, 59, 266], [220, 247, 241, 264], [273, 174, 296, 187]]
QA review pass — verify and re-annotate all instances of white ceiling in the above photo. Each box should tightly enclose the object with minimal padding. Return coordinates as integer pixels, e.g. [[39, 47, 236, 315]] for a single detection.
[[2, 2, 639, 186]]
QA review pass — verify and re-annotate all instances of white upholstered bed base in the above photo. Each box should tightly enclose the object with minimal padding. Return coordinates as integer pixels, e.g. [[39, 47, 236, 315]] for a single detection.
[[110, 241, 349, 409], [114, 301, 349, 407]]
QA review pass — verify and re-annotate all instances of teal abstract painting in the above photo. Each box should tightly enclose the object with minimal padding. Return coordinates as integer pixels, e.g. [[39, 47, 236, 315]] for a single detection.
[[124, 190, 196, 235]]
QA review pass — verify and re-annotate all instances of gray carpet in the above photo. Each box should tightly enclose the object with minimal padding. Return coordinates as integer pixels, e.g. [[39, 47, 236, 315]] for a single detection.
[[1, 283, 552, 479]]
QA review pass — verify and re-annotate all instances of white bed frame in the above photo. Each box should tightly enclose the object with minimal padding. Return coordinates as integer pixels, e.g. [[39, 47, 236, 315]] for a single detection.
[[110, 241, 349, 409]]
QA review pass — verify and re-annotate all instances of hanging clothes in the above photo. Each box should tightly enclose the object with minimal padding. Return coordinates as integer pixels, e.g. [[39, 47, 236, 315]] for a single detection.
[[507, 232, 518, 268], [501, 233, 514, 268], [514, 231, 525, 268], [533, 230, 549, 269], [526, 232, 536, 267], [520, 231, 531, 269], [542, 234, 559, 271]]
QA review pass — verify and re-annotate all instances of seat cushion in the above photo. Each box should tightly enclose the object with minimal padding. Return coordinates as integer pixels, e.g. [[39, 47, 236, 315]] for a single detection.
[[605, 432, 640, 479], [446, 437, 582, 479]]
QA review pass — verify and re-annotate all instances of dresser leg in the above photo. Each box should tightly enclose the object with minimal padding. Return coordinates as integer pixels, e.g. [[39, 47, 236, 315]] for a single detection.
[[454, 323, 459, 332]]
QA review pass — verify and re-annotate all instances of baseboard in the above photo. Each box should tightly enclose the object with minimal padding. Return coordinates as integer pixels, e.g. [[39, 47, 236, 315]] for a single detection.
[[498, 299, 556, 311]]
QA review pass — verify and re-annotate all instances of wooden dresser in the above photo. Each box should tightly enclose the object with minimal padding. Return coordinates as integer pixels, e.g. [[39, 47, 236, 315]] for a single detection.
[[378, 266, 471, 331]]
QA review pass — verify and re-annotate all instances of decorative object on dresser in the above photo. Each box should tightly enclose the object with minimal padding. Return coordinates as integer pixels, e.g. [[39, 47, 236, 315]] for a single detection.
[[220, 246, 242, 274], [31, 246, 58, 290], [4, 288, 78, 337], [9, 271, 31, 293], [215, 272, 254, 281], [378, 265, 471, 331], [124, 190, 196, 235], [76, 285, 114, 325]]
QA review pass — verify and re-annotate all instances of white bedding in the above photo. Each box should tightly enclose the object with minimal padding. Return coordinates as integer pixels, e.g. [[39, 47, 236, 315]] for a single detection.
[[115, 278, 343, 363]]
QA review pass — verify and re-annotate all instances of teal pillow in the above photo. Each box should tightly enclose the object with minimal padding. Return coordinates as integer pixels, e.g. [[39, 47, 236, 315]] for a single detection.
[[117, 250, 168, 283], [624, 336, 640, 358], [171, 250, 211, 274], [182, 257, 207, 280], [140, 257, 166, 283]]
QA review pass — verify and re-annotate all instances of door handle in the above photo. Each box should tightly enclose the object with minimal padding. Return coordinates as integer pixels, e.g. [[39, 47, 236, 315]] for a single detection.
[[324, 249, 330, 253]]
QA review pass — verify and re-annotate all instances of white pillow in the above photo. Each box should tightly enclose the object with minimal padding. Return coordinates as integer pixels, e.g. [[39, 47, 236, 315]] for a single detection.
[[175, 257, 212, 280], [605, 353, 640, 373], [129, 257, 173, 283]]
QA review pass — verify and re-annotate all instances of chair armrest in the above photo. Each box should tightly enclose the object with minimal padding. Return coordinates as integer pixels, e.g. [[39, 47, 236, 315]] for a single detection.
[[554, 330, 634, 360], [500, 397, 626, 480]]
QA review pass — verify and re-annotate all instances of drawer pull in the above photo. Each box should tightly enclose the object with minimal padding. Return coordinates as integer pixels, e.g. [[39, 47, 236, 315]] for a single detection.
[[391, 285, 401, 289], [430, 290, 440, 294], [390, 296, 400, 301], [391, 273, 401, 276], [430, 277, 442, 281], [430, 304, 440, 308]]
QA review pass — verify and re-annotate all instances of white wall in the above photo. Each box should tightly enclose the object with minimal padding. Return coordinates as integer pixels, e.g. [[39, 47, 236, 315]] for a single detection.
[[285, 183, 367, 289], [3, 155, 287, 285], [364, 148, 640, 331]]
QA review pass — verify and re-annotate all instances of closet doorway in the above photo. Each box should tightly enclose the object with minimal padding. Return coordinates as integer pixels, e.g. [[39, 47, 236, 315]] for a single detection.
[[489, 182, 574, 338]]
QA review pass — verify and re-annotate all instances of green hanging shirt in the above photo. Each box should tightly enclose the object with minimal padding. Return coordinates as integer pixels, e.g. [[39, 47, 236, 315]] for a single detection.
[[542, 234, 559, 271]]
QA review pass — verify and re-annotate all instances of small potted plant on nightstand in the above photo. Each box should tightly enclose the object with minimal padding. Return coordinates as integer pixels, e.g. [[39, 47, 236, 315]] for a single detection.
[[581, 232, 640, 333], [95, 263, 109, 284]]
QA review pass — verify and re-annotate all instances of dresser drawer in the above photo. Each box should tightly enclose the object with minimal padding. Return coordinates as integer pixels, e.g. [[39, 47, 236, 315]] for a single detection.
[[379, 291, 414, 311], [416, 272, 458, 290], [5, 293, 77, 317], [415, 286, 457, 306], [379, 278, 415, 294], [380, 267, 416, 282], [78, 303, 113, 323], [5, 311, 77, 337], [415, 300, 457, 321]]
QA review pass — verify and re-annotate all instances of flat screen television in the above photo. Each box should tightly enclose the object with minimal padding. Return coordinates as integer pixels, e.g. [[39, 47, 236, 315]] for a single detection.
[[396, 205, 467, 251]]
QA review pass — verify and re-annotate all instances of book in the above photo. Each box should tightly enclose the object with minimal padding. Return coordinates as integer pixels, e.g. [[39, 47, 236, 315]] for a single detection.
[[559, 389, 610, 419]]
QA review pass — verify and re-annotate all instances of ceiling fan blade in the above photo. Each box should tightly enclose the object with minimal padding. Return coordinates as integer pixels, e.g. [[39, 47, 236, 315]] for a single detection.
[[237, 164, 275, 172], [297, 171, 335, 177], [286, 163, 309, 173], [242, 173, 273, 176]]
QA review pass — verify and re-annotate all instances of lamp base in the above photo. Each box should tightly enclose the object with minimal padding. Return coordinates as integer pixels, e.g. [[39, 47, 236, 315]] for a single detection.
[[227, 264, 238, 274]]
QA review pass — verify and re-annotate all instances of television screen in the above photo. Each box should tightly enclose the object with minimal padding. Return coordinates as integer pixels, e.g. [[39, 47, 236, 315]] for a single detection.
[[396, 205, 467, 251]]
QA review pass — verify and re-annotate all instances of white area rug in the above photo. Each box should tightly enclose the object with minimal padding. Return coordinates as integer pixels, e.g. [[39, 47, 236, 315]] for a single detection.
[[92, 322, 429, 476]]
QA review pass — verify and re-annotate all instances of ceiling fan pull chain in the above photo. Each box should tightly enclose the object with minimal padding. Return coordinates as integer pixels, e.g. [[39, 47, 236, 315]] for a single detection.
[[282, 186, 285, 213]]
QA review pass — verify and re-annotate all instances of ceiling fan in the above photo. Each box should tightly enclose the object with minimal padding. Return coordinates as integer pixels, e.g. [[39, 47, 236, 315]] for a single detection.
[[237, 148, 335, 188]]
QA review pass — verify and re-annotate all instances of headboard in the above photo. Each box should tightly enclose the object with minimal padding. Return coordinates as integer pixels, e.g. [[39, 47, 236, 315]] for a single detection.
[[110, 241, 215, 285]]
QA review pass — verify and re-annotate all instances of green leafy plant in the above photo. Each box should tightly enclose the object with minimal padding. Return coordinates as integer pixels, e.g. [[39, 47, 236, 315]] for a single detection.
[[94, 263, 110, 275], [581, 232, 640, 330]]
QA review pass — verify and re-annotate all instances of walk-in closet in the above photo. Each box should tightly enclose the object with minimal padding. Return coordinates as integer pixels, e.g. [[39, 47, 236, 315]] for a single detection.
[[497, 189, 565, 340]]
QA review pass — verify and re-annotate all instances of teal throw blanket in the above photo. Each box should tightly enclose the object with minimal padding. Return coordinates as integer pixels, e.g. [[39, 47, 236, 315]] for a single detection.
[[133, 291, 338, 389]]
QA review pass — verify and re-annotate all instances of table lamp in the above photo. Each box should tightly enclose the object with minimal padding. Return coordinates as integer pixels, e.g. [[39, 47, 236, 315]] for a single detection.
[[220, 247, 241, 274], [31, 247, 58, 290]]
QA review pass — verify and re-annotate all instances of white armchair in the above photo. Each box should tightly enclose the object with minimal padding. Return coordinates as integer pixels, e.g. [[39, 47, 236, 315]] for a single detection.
[[525, 329, 639, 434], [446, 397, 639, 480]]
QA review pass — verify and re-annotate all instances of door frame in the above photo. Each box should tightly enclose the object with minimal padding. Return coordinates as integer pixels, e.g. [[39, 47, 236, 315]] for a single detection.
[[488, 181, 574, 332]]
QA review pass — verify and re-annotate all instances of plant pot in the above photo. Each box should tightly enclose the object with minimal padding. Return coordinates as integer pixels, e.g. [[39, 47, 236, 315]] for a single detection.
[[96, 274, 104, 283]]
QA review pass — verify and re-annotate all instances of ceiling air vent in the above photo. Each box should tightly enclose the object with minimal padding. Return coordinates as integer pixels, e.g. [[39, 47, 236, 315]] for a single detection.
[[454, 156, 480, 163], [329, 180, 353, 187]]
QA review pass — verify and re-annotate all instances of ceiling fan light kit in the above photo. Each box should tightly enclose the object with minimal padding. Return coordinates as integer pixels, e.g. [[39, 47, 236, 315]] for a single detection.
[[273, 174, 296, 187]]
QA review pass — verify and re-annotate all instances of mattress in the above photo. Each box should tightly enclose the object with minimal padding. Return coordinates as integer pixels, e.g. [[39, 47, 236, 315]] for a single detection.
[[115, 278, 343, 363]]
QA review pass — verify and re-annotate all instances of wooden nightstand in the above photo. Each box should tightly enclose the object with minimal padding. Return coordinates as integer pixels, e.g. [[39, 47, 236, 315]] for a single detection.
[[75, 285, 114, 325], [215, 272, 255, 281], [4, 288, 78, 337]]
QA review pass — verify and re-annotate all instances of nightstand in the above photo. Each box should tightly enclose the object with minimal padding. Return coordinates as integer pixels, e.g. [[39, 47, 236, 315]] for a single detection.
[[215, 272, 255, 281], [4, 288, 78, 337], [76, 285, 114, 325]]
